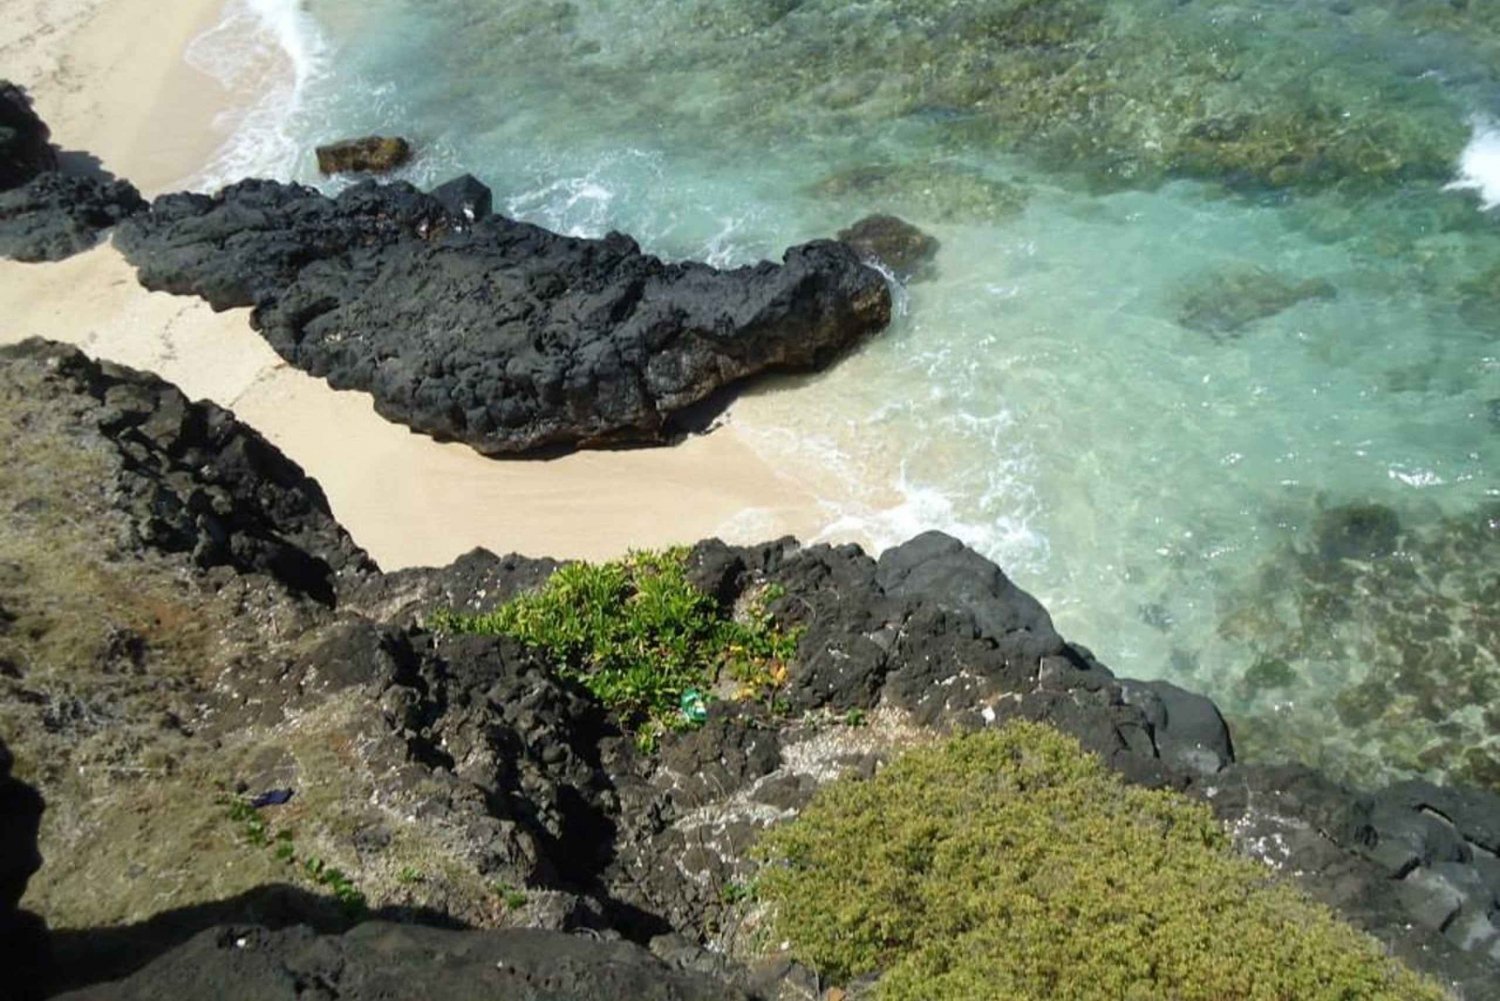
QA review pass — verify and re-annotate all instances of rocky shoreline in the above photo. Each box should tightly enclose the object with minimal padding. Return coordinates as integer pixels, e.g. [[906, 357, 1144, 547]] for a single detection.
[[4, 79, 1500, 999], [3, 338, 1498, 998]]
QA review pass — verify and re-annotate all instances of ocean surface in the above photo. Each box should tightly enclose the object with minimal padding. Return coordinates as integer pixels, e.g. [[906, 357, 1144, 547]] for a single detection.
[[187, 0, 1500, 790]]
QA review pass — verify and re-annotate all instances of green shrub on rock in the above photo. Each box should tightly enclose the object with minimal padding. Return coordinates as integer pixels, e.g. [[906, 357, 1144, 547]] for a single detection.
[[430, 549, 798, 748], [753, 722, 1449, 1001]]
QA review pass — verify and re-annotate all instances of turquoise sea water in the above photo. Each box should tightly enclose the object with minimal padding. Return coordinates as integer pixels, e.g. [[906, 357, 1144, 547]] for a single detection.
[[188, 0, 1499, 790]]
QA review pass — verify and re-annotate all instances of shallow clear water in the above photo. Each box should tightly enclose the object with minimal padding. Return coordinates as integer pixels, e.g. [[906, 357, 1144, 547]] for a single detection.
[[192, 0, 1500, 790]]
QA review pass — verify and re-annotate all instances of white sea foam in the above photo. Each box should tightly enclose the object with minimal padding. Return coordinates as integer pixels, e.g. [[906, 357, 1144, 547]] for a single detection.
[[185, 0, 332, 189], [1445, 120, 1500, 210], [813, 466, 1047, 571]]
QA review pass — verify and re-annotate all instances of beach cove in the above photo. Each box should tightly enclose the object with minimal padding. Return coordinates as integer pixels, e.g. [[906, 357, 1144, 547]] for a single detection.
[[0, 0, 843, 569]]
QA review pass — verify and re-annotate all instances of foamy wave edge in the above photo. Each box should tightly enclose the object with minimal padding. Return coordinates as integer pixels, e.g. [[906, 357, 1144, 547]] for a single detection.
[[1445, 119, 1500, 211], [184, 0, 332, 190]]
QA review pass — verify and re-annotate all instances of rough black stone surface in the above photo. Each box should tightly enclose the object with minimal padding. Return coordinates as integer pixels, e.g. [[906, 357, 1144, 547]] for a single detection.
[[0, 339, 375, 604], [114, 177, 892, 454], [0, 170, 145, 262], [0, 83, 145, 262], [54, 923, 753, 1001], [0, 82, 55, 190]]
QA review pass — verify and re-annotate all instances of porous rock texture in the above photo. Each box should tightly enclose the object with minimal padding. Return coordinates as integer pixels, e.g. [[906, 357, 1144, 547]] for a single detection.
[[0, 81, 56, 189], [114, 177, 892, 454], [1, 339, 373, 604], [5, 341, 1499, 999], [0, 79, 145, 262], [0, 170, 146, 262]]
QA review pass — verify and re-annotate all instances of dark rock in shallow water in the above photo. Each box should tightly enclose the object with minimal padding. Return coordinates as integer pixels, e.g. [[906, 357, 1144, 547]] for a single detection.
[[0, 81, 56, 190], [1175, 265, 1337, 335], [837, 213, 939, 280], [116, 178, 892, 453], [54, 923, 752, 1001], [315, 135, 412, 175], [0, 171, 145, 262], [0, 339, 375, 603], [1314, 501, 1401, 561]]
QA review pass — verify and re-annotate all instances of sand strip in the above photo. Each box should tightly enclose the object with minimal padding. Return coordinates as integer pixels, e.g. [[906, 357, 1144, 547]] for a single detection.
[[0, 245, 831, 567], [0, 0, 234, 196]]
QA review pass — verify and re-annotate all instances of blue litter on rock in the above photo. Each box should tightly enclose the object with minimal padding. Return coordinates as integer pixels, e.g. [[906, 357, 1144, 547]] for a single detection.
[[679, 689, 708, 725], [250, 788, 294, 808]]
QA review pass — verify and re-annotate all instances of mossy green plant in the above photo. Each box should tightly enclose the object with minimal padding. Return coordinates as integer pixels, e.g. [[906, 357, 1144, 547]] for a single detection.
[[430, 549, 800, 750], [752, 722, 1449, 1001]]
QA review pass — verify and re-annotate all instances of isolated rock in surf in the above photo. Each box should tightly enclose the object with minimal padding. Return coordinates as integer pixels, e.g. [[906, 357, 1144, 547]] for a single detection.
[[315, 135, 413, 175]]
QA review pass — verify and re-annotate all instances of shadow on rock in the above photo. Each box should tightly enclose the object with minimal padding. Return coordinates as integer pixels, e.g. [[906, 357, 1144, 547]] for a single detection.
[[52, 920, 749, 1001], [44, 884, 467, 997]]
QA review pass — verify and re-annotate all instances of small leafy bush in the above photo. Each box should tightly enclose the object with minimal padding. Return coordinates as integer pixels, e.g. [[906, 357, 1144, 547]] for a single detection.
[[753, 722, 1449, 1001], [430, 549, 799, 748]]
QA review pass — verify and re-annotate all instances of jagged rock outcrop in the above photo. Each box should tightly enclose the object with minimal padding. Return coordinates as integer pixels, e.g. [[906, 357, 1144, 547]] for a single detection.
[[0, 82, 56, 190], [1, 339, 374, 604], [54, 923, 752, 1001], [0, 170, 146, 262], [0, 80, 145, 262], [115, 177, 892, 454]]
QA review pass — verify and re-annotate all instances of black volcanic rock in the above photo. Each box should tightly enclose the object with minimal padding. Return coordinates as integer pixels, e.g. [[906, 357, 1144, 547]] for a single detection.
[[0, 81, 145, 262], [0, 339, 374, 604], [0, 82, 55, 190], [0, 171, 145, 262], [54, 923, 752, 1001], [115, 177, 892, 454]]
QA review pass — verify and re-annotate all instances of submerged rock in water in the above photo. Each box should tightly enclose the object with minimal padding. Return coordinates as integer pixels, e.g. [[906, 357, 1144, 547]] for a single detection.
[[116, 177, 892, 454], [1175, 265, 1337, 335], [0, 81, 56, 190], [837, 213, 939, 281], [315, 135, 413, 175], [1315, 502, 1402, 561], [811, 161, 1028, 223], [0, 171, 145, 262]]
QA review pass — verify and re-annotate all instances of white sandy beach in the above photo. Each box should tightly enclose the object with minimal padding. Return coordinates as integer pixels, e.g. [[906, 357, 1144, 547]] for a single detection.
[[0, 0, 835, 567]]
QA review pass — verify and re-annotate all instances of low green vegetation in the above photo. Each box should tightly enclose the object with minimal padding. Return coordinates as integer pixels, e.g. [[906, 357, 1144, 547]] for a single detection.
[[220, 794, 367, 916], [430, 549, 800, 750], [753, 722, 1448, 1001]]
